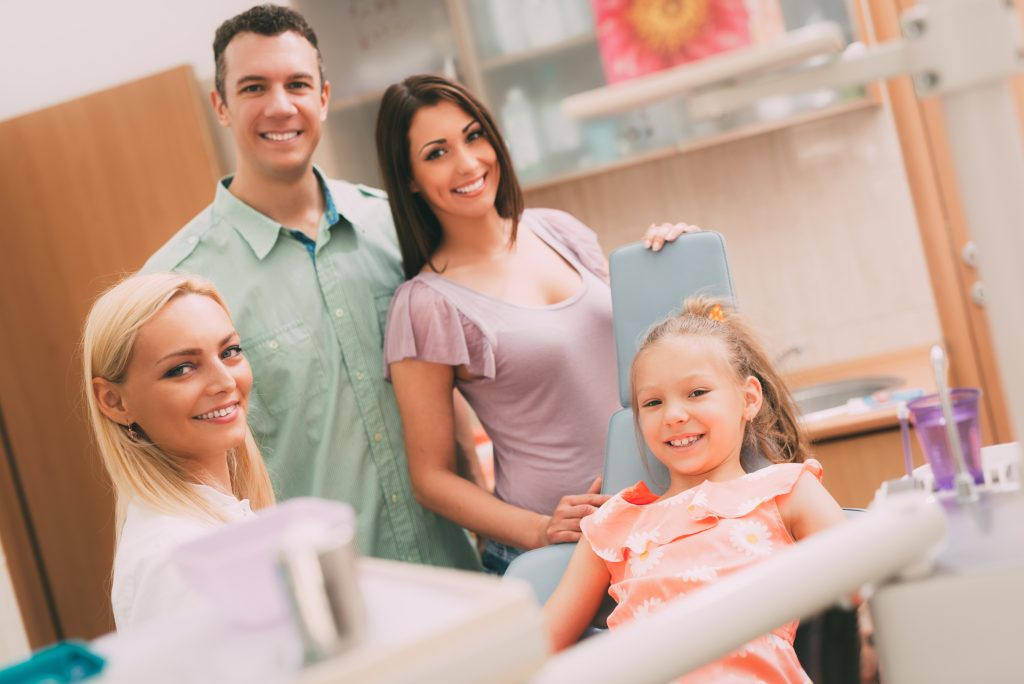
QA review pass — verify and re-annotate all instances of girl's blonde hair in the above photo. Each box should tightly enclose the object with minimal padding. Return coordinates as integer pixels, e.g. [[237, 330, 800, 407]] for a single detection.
[[83, 272, 275, 529], [629, 296, 809, 466]]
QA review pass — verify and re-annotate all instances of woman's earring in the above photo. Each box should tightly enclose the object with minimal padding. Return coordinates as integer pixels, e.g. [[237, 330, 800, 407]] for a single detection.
[[125, 423, 139, 442]]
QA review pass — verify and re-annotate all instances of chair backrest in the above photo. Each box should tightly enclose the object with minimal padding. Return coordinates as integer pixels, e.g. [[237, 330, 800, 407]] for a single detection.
[[609, 232, 736, 407], [603, 231, 740, 495], [506, 231, 740, 602]]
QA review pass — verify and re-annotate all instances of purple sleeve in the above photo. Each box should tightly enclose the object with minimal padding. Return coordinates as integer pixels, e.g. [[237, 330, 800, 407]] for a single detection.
[[383, 279, 496, 381], [530, 208, 610, 283]]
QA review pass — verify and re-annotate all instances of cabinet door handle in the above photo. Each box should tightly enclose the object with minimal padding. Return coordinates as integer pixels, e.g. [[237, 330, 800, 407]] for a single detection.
[[962, 241, 978, 269], [971, 280, 985, 307]]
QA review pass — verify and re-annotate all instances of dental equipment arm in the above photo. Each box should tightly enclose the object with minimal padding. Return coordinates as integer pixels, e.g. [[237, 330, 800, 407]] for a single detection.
[[531, 492, 945, 684], [561, 23, 846, 119]]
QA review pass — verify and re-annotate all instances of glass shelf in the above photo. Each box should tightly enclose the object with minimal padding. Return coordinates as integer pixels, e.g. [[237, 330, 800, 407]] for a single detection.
[[478, 32, 598, 72], [463, 0, 868, 188]]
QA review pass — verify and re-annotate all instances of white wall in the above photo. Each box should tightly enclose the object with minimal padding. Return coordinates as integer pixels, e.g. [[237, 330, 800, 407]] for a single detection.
[[0, 0, 279, 122], [0, 548, 29, 664]]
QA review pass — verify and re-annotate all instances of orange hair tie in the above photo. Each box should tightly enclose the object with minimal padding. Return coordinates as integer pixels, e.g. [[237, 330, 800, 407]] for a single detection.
[[708, 303, 726, 322]]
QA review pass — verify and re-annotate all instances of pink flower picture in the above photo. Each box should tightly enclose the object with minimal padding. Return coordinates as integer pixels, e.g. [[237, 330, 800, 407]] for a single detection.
[[592, 0, 753, 84]]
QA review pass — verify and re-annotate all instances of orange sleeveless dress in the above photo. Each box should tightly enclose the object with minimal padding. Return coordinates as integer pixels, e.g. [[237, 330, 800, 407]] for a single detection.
[[581, 460, 824, 684]]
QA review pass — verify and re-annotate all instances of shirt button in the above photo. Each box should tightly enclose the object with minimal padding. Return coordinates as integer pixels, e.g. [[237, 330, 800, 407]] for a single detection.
[[355, 371, 364, 380], [373, 432, 383, 442], [390, 494, 398, 504], [267, 340, 279, 350], [186, 235, 198, 246], [334, 308, 345, 318]]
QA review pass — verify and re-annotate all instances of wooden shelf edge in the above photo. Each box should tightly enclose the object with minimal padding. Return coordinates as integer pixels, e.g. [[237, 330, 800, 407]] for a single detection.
[[479, 32, 597, 72], [523, 97, 878, 193]]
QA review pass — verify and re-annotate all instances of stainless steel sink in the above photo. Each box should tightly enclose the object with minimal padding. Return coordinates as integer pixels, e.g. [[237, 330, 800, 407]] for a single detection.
[[791, 375, 904, 415]]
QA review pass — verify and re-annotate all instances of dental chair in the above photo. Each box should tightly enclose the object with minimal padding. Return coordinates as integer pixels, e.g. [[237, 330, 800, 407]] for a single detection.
[[505, 231, 861, 682]]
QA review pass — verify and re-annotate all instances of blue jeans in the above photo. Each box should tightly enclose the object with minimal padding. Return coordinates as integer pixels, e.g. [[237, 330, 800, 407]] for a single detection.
[[481, 539, 524, 576]]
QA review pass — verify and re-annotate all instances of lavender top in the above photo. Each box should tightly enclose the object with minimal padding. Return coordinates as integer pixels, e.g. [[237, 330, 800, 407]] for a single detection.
[[384, 208, 620, 516]]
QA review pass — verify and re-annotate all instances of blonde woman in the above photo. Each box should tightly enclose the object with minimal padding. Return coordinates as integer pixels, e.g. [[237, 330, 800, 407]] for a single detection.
[[84, 272, 274, 630]]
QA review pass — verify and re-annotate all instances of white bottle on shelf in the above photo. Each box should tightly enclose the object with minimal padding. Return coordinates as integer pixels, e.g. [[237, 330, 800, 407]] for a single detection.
[[540, 99, 582, 155], [500, 88, 543, 173], [521, 0, 568, 48], [488, 0, 526, 55], [537, 67, 581, 154]]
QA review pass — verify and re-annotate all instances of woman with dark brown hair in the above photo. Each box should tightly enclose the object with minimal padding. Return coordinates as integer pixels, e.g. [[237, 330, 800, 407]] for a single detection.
[[376, 74, 697, 574]]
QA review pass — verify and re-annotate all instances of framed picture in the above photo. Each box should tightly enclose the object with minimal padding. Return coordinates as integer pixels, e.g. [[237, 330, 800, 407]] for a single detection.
[[592, 0, 783, 83]]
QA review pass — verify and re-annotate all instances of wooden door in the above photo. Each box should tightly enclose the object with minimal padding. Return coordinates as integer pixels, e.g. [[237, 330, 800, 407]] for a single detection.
[[0, 65, 222, 644]]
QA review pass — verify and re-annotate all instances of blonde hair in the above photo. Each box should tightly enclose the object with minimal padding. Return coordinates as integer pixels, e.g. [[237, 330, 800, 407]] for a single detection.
[[630, 296, 809, 466], [83, 272, 275, 529]]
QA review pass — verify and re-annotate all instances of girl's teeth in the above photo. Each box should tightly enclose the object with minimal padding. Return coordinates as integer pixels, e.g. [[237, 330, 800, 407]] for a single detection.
[[264, 132, 298, 141], [455, 177, 484, 194], [669, 435, 700, 447]]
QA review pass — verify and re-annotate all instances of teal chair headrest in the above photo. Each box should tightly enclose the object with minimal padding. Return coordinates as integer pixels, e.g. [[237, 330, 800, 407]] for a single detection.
[[609, 231, 736, 408]]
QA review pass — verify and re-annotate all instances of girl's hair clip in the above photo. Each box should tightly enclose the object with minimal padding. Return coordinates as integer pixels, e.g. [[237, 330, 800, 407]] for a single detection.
[[708, 303, 726, 322]]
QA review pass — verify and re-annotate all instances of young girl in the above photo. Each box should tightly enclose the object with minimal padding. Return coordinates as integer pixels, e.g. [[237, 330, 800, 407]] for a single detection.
[[544, 298, 846, 682], [375, 73, 697, 574], [84, 272, 275, 630]]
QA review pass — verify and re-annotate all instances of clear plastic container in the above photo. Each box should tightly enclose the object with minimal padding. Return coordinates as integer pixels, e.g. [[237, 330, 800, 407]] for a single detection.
[[171, 498, 356, 628], [906, 388, 983, 491]]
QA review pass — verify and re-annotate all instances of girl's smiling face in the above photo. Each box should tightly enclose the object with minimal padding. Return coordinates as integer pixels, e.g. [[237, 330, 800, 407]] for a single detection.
[[633, 335, 763, 494], [95, 293, 253, 476], [407, 100, 500, 225]]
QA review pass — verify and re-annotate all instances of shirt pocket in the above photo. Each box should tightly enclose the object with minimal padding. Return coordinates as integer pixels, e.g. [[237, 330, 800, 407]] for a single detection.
[[244, 320, 327, 425]]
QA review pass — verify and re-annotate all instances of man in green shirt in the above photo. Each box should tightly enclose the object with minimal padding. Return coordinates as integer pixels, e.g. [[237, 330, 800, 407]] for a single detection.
[[144, 4, 479, 569]]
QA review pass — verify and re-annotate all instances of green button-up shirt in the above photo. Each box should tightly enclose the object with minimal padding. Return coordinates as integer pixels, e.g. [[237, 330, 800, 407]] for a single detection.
[[143, 170, 479, 570]]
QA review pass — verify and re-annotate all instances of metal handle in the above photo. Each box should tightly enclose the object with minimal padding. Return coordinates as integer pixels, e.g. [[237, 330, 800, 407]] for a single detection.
[[278, 525, 366, 663], [962, 240, 978, 268], [971, 280, 985, 307]]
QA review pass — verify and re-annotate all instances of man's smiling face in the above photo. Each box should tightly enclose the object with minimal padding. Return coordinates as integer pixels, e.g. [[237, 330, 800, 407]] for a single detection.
[[211, 30, 330, 184]]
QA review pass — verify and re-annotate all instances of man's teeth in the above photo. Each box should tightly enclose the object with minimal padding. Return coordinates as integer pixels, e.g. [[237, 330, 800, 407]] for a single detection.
[[454, 177, 485, 194], [263, 131, 298, 141], [669, 435, 701, 447], [194, 405, 237, 420]]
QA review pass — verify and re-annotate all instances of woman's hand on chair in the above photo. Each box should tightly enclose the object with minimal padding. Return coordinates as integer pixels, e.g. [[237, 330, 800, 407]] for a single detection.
[[643, 222, 702, 252], [539, 476, 610, 546]]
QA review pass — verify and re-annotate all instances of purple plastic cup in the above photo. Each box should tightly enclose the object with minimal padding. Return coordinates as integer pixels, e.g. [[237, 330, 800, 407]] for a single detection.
[[906, 388, 983, 491]]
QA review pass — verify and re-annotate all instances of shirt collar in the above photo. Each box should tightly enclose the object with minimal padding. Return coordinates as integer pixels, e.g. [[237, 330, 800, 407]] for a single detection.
[[214, 166, 342, 261], [192, 483, 252, 519]]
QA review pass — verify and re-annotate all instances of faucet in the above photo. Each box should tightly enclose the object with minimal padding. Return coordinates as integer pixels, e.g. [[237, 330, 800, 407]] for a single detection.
[[774, 345, 805, 368]]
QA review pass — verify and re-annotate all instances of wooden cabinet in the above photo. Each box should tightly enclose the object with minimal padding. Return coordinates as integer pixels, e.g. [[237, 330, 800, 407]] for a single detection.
[[862, 0, 1014, 445], [0, 66, 221, 646], [811, 428, 927, 509]]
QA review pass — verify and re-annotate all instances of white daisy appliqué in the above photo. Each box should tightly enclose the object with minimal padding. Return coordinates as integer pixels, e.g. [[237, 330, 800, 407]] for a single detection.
[[766, 633, 791, 651], [676, 564, 719, 583], [589, 496, 619, 525], [686, 488, 710, 518], [736, 496, 765, 516], [632, 597, 664, 620], [628, 543, 665, 577], [729, 519, 774, 557], [659, 491, 690, 507], [624, 526, 661, 555]]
